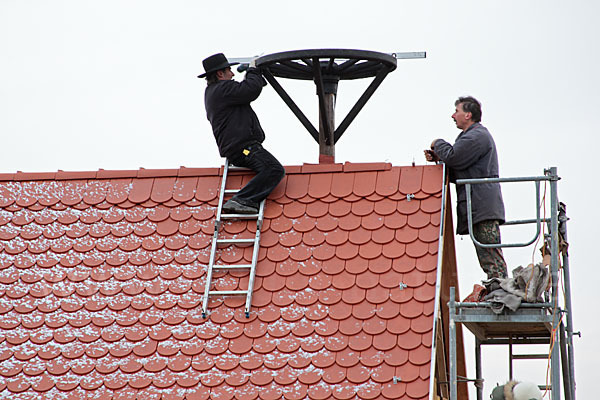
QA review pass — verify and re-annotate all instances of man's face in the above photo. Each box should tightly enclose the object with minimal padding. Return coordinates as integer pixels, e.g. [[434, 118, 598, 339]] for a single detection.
[[452, 103, 472, 130], [217, 67, 234, 81]]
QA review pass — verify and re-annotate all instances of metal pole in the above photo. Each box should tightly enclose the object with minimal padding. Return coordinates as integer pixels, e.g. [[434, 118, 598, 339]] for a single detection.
[[449, 287, 457, 400], [509, 335, 513, 380], [560, 322, 573, 400], [475, 337, 482, 400], [549, 167, 561, 400], [559, 203, 576, 400]]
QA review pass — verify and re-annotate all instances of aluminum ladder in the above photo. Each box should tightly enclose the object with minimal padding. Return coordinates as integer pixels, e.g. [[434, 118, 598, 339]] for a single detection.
[[201, 160, 265, 319]]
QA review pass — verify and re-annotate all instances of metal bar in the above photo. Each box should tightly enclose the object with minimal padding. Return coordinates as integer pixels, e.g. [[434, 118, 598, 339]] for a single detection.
[[456, 302, 553, 309], [560, 322, 573, 400], [213, 264, 252, 270], [475, 338, 482, 400], [509, 335, 514, 380], [334, 66, 391, 143], [481, 338, 551, 345], [549, 167, 561, 400], [503, 217, 550, 226], [449, 287, 457, 400], [221, 213, 260, 220], [261, 68, 320, 142], [454, 314, 554, 324], [559, 204, 576, 400], [465, 181, 542, 248], [512, 354, 550, 360], [217, 238, 255, 244], [313, 57, 332, 144], [209, 290, 249, 296], [456, 175, 554, 184], [232, 51, 425, 65], [391, 51, 427, 59]]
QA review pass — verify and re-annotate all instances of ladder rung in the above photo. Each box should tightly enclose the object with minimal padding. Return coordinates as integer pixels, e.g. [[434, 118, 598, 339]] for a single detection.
[[213, 264, 252, 270], [227, 165, 250, 171], [220, 213, 259, 219], [209, 290, 249, 296], [224, 189, 239, 194], [512, 354, 549, 360], [217, 238, 255, 244]]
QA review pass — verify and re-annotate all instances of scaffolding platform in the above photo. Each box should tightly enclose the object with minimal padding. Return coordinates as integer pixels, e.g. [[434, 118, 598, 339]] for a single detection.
[[453, 303, 553, 340]]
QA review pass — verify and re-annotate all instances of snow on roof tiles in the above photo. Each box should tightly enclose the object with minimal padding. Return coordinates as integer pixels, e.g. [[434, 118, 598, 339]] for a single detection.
[[0, 162, 443, 400]]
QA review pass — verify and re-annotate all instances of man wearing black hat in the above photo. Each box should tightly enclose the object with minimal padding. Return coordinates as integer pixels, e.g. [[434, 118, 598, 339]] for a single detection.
[[199, 53, 285, 214]]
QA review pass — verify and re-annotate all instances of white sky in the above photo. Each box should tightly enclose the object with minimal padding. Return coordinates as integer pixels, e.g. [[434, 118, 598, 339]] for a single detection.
[[1, 0, 598, 398]]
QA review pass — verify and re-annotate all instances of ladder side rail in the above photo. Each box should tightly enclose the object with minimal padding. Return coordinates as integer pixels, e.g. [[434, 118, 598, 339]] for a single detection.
[[244, 199, 266, 317], [201, 161, 231, 317], [202, 231, 221, 317], [216, 160, 231, 222]]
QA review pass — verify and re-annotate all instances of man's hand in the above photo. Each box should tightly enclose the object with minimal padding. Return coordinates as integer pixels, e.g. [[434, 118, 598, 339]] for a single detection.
[[424, 149, 440, 162]]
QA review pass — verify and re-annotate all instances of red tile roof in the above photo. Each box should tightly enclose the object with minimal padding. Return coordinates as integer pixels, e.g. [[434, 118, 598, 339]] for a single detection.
[[0, 162, 444, 400]]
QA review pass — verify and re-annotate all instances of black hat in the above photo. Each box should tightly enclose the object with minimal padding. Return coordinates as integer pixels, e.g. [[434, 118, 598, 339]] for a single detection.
[[197, 53, 239, 78]]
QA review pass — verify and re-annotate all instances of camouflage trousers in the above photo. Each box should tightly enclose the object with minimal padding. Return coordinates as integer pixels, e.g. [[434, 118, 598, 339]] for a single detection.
[[472, 220, 508, 279]]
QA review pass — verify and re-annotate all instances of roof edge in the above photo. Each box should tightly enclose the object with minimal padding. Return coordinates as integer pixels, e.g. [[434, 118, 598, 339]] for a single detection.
[[0, 161, 402, 182]]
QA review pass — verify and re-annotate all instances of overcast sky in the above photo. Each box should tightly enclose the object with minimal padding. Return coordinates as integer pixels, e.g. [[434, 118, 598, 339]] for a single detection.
[[1, 0, 598, 398]]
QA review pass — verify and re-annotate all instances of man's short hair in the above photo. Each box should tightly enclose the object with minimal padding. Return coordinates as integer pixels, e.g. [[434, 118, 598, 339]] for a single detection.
[[455, 96, 482, 122]]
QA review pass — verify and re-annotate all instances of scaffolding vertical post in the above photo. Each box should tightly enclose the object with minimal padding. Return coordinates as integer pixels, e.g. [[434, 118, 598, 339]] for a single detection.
[[559, 204, 576, 400], [449, 287, 457, 400], [549, 166, 561, 400], [475, 338, 483, 400]]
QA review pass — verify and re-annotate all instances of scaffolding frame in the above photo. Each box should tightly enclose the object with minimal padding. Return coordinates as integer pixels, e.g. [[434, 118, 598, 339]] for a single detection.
[[447, 167, 576, 400]]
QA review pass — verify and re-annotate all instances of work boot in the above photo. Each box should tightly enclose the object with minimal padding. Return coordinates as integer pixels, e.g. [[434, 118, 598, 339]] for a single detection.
[[222, 199, 258, 214]]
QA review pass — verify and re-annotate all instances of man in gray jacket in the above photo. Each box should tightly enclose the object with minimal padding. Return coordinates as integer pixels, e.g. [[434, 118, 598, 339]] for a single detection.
[[425, 96, 508, 279]]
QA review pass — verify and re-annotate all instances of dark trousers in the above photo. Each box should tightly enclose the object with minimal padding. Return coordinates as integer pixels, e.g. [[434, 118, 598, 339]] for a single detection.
[[228, 143, 285, 208]]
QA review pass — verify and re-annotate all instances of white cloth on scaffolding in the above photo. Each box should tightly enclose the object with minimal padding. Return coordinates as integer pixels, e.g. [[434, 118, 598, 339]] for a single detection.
[[483, 263, 550, 314]]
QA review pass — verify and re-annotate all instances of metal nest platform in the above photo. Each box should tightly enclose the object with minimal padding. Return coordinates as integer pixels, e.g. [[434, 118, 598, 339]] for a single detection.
[[252, 49, 425, 163]]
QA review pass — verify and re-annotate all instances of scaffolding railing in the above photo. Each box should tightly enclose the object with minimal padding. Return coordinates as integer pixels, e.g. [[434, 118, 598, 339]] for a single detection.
[[447, 167, 576, 400]]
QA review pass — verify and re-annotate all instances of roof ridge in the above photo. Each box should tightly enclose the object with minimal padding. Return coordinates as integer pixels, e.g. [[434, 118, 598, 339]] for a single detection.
[[0, 162, 398, 181]]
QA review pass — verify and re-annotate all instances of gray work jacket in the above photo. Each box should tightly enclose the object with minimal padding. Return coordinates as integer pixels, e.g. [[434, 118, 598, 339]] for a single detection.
[[433, 122, 505, 235]]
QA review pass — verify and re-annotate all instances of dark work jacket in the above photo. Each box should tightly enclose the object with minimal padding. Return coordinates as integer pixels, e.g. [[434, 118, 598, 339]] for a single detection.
[[204, 68, 267, 158], [433, 122, 505, 235]]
